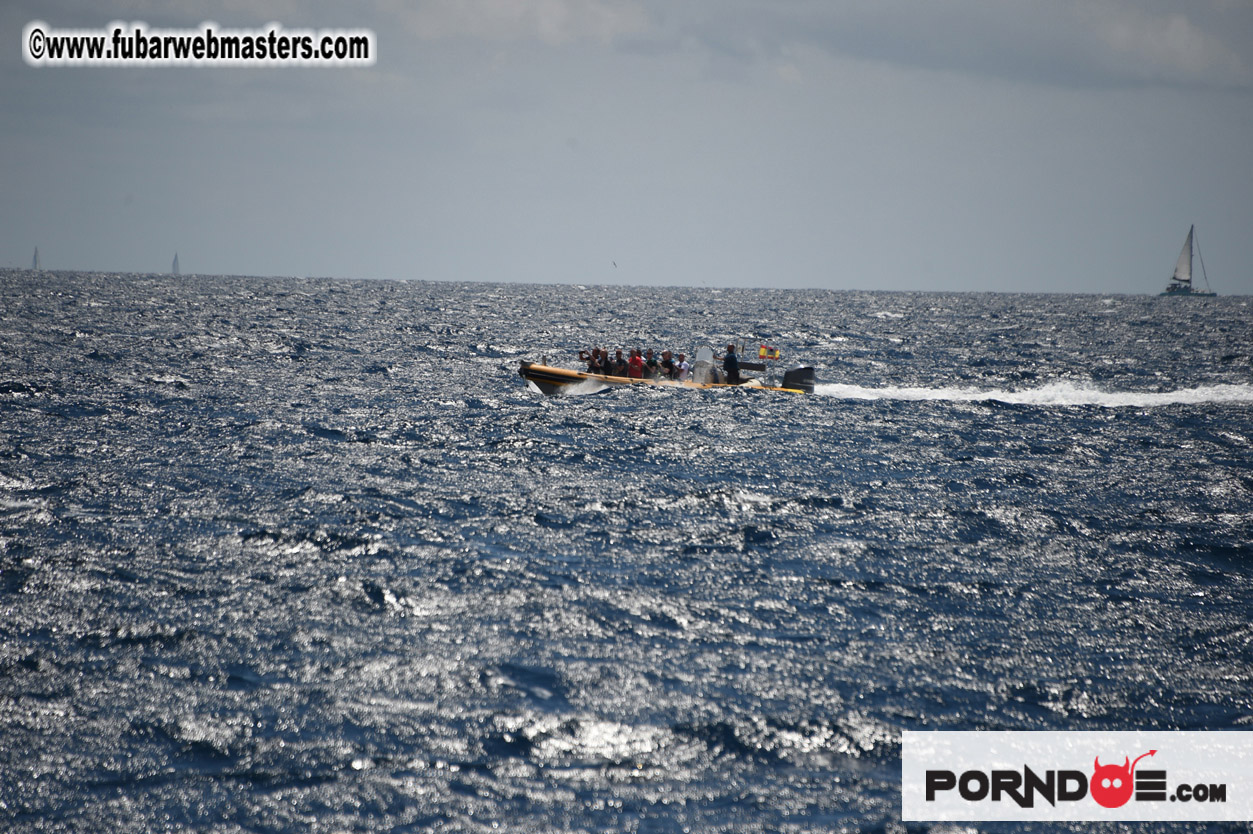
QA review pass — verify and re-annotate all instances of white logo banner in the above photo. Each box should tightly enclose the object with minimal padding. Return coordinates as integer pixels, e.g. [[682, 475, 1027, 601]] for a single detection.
[[902, 731, 1253, 821]]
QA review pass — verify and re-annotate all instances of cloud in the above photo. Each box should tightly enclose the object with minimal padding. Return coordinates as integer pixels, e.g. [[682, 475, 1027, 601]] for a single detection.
[[393, 0, 649, 45], [635, 0, 1253, 91], [1080, 4, 1250, 87]]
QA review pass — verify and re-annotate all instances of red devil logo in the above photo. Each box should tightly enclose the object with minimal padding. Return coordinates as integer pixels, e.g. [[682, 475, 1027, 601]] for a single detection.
[[1090, 750, 1156, 808]]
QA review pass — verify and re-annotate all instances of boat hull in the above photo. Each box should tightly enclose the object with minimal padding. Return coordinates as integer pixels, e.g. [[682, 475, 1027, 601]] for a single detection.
[[518, 362, 812, 396]]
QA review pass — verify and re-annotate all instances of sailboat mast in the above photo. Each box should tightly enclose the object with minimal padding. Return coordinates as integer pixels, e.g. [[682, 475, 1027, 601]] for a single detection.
[[1193, 227, 1212, 293]]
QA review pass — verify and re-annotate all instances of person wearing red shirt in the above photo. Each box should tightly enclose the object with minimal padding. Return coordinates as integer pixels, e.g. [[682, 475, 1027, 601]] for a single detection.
[[627, 349, 644, 379]]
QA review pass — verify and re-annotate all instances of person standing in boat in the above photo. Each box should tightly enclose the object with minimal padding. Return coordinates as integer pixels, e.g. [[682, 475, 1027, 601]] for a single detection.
[[610, 349, 628, 377], [659, 350, 676, 379], [579, 348, 604, 373], [644, 348, 661, 379], [717, 344, 741, 384], [675, 353, 690, 381], [627, 349, 644, 379]]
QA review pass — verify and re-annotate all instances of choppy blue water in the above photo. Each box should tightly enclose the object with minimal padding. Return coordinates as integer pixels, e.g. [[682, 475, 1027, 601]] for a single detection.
[[2, 271, 1251, 832]]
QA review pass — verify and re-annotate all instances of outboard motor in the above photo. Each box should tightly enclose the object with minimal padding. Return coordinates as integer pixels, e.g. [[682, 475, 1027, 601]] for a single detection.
[[781, 366, 816, 394], [690, 346, 718, 384]]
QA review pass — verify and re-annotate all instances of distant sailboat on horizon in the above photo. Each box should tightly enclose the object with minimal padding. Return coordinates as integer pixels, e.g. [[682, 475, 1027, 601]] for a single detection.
[[31, 247, 40, 271], [172, 252, 180, 276], [1161, 225, 1216, 297]]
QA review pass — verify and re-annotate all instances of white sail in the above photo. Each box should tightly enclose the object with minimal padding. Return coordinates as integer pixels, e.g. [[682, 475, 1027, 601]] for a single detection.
[[1171, 225, 1193, 284], [172, 253, 180, 275], [31, 247, 40, 270]]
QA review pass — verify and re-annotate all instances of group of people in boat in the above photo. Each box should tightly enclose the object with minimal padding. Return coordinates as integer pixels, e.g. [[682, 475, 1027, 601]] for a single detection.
[[577, 344, 742, 384], [579, 347, 691, 381]]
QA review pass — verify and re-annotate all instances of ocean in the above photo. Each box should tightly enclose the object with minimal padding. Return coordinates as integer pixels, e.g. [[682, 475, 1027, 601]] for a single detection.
[[1, 271, 1251, 832]]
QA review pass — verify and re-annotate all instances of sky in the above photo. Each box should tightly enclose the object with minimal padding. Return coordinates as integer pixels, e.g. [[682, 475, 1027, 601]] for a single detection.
[[3, 0, 1252, 294]]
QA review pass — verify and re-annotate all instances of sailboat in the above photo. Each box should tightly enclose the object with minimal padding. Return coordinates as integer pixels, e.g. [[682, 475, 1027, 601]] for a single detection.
[[31, 247, 40, 271], [1161, 225, 1216, 297], [171, 252, 180, 275]]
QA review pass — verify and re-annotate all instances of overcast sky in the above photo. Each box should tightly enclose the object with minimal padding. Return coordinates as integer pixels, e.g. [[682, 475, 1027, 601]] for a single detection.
[[3, 1, 1251, 294]]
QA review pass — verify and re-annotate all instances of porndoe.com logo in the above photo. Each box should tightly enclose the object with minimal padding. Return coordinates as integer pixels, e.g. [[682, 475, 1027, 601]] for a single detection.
[[902, 731, 1253, 822], [925, 748, 1225, 809]]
